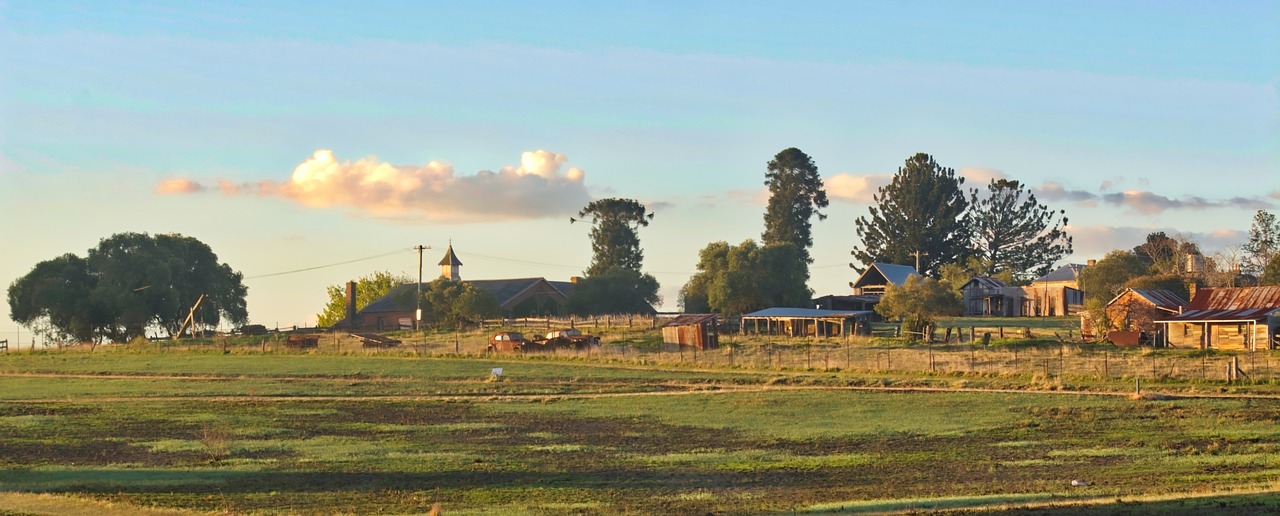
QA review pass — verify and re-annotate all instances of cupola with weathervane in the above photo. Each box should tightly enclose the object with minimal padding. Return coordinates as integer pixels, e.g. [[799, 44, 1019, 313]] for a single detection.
[[438, 244, 462, 281]]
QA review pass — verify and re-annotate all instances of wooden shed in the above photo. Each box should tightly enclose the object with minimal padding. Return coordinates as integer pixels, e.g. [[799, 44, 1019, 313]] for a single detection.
[[662, 314, 718, 350]]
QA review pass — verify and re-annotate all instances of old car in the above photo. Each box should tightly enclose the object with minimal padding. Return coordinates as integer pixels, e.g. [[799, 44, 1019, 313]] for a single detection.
[[537, 328, 600, 349], [487, 331, 530, 352]]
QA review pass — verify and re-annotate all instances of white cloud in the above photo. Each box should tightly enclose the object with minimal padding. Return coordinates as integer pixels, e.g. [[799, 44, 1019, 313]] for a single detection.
[[1034, 181, 1273, 215], [825, 173, 892, 203], [157, 149, 591, 222]]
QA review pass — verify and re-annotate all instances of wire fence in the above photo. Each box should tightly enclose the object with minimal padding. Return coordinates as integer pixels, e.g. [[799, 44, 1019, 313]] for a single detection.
[[11, 315, 1277, 384]]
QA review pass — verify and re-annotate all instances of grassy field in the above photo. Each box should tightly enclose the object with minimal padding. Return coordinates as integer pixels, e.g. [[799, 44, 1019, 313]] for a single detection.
[[4, 345, 1280, 514]]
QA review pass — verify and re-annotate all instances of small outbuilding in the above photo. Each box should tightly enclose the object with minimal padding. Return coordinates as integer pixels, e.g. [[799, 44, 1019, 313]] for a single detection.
[[661, 314, 719, 350]]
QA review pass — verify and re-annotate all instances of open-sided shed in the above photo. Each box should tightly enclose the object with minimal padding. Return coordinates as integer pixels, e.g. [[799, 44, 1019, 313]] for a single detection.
[[661, 314, 718, 350], [741, 307, 875, 338]]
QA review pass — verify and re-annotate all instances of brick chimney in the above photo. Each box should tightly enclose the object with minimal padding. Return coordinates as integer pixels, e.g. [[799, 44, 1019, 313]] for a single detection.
[[345, 281, 358, 330]]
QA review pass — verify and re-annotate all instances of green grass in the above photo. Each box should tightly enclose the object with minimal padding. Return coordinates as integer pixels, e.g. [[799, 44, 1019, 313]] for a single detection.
[[5, 348, 1280, 514]]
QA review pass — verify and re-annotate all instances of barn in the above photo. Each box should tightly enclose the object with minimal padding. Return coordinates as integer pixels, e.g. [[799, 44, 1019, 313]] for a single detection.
[[661, 314, 718, 350]]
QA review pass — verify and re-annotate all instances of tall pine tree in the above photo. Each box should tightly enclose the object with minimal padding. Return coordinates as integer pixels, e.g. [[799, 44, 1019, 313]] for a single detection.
[[572, 198, 654, 275], [969, 179, 1072, 282], [762, 148, 829, 265], [570, 198, 660, 313], [851, 153, 969, 278]]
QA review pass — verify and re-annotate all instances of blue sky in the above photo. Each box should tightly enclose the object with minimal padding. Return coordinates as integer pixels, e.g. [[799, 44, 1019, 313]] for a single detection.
[[2, 1, 1277, 345]]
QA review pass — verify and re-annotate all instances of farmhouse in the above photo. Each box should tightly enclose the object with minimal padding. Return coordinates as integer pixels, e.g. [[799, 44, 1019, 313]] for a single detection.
[[661, 313, 718, 350], [959, 276, 1028, 316], [741, 307, 875, 337], [1025, 263, 1088, 317], [1156, 286, 1280, 350]]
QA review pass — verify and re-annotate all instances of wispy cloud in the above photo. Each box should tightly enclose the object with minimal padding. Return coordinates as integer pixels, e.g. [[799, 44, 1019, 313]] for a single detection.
[[827, 167, 1007, 204], [157, 149, 591, 222], [1034, 181, 1273, 215], [1067, 224, 1246, 259], [724, 188, 770, 206], [154, 179, 206, 194]]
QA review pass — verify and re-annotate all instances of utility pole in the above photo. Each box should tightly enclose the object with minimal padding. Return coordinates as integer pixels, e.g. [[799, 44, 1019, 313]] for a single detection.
[[909, 249, 928, 272], [414, 245, 428, 331]]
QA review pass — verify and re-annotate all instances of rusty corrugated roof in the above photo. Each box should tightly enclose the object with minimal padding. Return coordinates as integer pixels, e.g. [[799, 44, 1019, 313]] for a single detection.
[[663, 314, 718, 327], [1157, 286, 1280, 322]]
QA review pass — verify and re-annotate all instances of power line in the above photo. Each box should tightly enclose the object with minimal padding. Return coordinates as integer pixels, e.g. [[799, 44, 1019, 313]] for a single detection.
[[462, 250, 850, 276], [244, 248, 410, 280], [461, 251, 587, 271]]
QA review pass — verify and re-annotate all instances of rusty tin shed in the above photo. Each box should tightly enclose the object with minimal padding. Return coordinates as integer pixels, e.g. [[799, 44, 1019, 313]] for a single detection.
[[662, 314, 719, 350]]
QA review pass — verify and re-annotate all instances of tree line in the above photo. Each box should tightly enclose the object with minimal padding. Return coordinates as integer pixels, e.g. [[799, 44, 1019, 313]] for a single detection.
[[7, 233, 248, 344], [18, 148, 1272, 342]]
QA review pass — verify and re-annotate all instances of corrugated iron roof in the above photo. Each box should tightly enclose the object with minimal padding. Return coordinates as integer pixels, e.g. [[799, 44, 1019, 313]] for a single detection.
[[962, 276, 1009, 290], [1156, 286, 1280, 323], [743, 307, 875, 318], [663, 314, 718, 327], [1033, 263, 1087, 283], [852, 262, 919, 289], [1108, 288, 1187, 311], [361, 277, 565, 313]]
